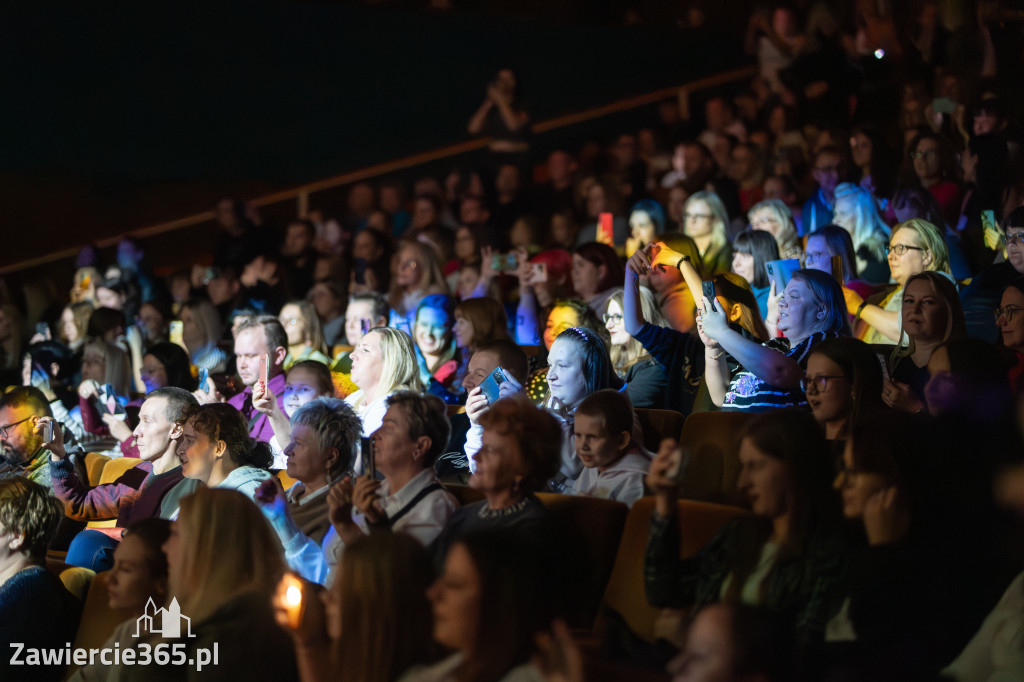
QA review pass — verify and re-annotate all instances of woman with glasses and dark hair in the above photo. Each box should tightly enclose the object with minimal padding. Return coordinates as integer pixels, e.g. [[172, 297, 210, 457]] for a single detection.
[[996, 279, 1024, 393], [847, 219, 952, 345], [802, 337, 884, 448], [731, 230, 780, 319]]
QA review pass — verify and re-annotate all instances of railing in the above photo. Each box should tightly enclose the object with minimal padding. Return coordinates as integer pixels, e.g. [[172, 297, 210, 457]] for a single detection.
[[0, 64, 756, 276]]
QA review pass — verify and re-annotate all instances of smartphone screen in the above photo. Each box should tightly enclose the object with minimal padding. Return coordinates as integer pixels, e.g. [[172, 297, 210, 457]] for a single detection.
[[259, 354, 270, 386], [597, 212, 614, 246], [764, 258, 800, 292], [701, 280, 716, 312], [362, 437, 376, 477], [169, 321, 185, 349], [479, 367, 507, 404]]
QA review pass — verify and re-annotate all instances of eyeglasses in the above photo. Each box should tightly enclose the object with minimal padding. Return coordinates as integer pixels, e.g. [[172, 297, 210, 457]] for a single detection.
[[602, 313, 623, 325], [1006, 232, 1024, 246], [886, 244, 925, 256], [995, 306, 1023, 322], [684, 213, 712, 221], [751, 216, 779, 226], [804, 251, 829, 263], [0, 417, 32, 440], [800, 375, 848, 393], [281, 318, 301, 326], [909, 149, 938, 160]]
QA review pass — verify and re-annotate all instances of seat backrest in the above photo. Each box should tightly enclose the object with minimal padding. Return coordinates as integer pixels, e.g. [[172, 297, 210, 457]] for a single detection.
[[68, 571, 133, 676], [444, 483, 486, 506], [446, 404, 466, 417], [598, 496, 748, 642], [83, 452, 111, 487], [535, 492, 629, 630], [634, 408, 686, 453], [59, 566, 96, 601], [276, 469, 299, 491], [678, 412, 753, 506], [86, 457, 146, 529]]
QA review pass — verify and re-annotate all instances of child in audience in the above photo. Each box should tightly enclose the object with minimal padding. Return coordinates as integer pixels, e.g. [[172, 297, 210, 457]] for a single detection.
[[571, 390, 649, 507], [253, 359, 335, 467]]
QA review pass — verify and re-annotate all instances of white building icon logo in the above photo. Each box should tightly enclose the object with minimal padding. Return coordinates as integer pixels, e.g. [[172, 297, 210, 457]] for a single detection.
[[134, 597, 196, 638]]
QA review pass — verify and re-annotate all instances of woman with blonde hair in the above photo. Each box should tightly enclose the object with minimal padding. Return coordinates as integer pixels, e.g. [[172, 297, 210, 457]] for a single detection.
[[161, 488, 296, 679], [278, 299, 331, 370], [59, 301, 94, 352], [604, 288, 669, 408], [345, 327, 425, 440], [832, 182, 892, 284], [389, 238, 449, 337], [748, 199, 802, 260], [681, 191, 732, 276], [275, 533, 436, 682], [847, 218, 952, 345], [179, 298, 226, 373]]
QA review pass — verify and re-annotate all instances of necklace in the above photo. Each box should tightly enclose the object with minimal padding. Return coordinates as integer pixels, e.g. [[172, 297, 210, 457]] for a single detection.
[[477, 497, 530, 520]]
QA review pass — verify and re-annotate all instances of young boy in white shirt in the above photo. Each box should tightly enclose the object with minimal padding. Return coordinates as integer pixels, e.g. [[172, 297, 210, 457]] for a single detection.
[[571, 389, 650, 507]]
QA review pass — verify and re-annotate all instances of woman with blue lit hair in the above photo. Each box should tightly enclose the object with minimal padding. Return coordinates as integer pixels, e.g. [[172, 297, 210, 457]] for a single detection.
[[831, 183, 891, 284]]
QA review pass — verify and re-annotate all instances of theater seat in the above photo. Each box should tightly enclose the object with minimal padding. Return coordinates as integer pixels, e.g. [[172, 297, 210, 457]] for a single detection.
[[446, 404, 466, 417], [276, 469, 299, 491], [597, 496, 748, 643], [444, 483, 486, 506], [634, 408, 685, 453], [677, 412, 753, 506], [86, 456, 146, 530], [536, 493, 629, 630], [82, 452, 111, 486], [59, 566, 96, 601], [67, 571, 134, 676]]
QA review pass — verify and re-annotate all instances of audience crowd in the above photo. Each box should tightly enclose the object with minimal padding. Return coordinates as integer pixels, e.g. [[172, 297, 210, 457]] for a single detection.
[[4, 2, 1024, 681]]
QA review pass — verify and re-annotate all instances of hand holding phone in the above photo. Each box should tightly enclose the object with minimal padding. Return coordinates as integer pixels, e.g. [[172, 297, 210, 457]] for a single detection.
[[764, 258, 800, 293], [362, 437, 376, 477], [701, 281, 717, 313]]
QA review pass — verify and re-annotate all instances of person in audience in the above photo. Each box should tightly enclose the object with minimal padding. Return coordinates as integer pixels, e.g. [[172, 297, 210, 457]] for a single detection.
[[23, 339, 80, 412], [885, 271, 967, 413], [66, 518, 172, 682], [667, 603, 793, 682], [135, 300, 171, 350], [604, 289, 668, 408], [453, 297, 510, 359], [253, 359, 336, 466], [179, 298, 227, 373], [802, 146, 844, 233], [307, 280, 347, 348], [646, 409, 845, 651], [332, 292, 390, 377], [571, 242, 624, 316], [413, 294, 460, 397], [445, 338, 529, 478], [466, 67, 530, 158], [923, 338, 1016, 421], [514, 249, 574, 346], [0, 386, 84, 490], [59, 301, 94, 354], [437, 396, 558, 561], [279, 300, 331, 369], [410, 529, 558, 682], [907, 130, 962, 229], [831, 183, 892, 284], [731, 229, 780, 319], [624, 199, 666, 258], [848, 218, 952, 345], [173, 403, 274, 511], [802, 224, 874, 304], [997, 279, 1024, 393], [349, 224, 393, 295], [346, 327, 424, 439], [680, 191, 732, 277], [287, 392, 458, 584], [199, 316, 288, 444], [700, 268, 849, 411], [0, 478, 80, 682], [158, 487, 297, 679], [645, 233, 703, 334], [389, 239, 449, 336], [67, 338, 132, 455], [803, 337, 885, 447], [48, 387, 199, 570], [571, 390, 649, 507], [748, 199, 802, 261], [831, 413, 1011, 679], [274, 533, 437, 682]]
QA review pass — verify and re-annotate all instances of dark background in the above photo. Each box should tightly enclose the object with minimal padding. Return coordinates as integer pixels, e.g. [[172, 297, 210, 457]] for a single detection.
[[0, 4, 747, 275]]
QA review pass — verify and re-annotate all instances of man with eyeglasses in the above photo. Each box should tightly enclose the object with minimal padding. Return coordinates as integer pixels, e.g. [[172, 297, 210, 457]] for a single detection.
[[959, 207, 1024, 342], [0, 386, 84, 491]]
